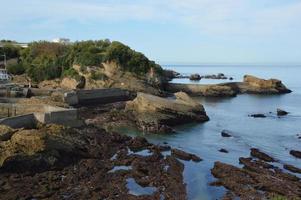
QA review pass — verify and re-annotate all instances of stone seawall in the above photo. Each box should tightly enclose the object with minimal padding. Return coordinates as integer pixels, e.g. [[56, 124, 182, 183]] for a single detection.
[[64, 88, 133, 106]]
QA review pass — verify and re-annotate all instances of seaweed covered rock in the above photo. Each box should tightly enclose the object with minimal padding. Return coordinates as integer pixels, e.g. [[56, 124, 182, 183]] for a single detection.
[[0, 125, 88, 172], [125, 92, 209, 133], [211, 156, 301, 199]]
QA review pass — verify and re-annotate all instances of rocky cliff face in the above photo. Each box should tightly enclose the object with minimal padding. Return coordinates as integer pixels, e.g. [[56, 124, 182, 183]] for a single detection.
[[125, 92, 209, 133]]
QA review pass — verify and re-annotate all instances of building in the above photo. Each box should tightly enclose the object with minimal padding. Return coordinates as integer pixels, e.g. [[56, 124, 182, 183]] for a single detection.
[[52, 38, 71, 44]]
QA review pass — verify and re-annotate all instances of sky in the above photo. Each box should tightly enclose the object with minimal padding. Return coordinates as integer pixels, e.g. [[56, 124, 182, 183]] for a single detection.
[[1, 0, 301, 64]]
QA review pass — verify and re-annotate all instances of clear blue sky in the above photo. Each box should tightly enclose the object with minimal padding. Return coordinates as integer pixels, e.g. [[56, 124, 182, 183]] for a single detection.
[[1, 0, 301, 64]]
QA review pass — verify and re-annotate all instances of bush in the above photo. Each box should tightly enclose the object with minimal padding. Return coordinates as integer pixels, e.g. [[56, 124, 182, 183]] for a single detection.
[[26, 56, 61, 82], [7, 63, 25, 75], [104, 41, 162, 75], [90, 71, 107, 81], [17, 39, 162, 82], [62, 68, 80, 80]]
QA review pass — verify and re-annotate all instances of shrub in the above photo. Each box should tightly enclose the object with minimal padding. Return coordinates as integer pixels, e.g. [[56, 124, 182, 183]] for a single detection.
[[90, 71, 107, 81], [7, 63, 25, 75], [62, 68, 80, 80]]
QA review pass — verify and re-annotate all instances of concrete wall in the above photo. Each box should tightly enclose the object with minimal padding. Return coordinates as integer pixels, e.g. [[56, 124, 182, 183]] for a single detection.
[[64, 88, 132, 106], [0, 104, 84, 128]]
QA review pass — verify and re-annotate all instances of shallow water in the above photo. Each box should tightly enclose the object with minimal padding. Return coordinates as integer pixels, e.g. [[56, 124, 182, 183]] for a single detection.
[[121, 64, 301, 200]]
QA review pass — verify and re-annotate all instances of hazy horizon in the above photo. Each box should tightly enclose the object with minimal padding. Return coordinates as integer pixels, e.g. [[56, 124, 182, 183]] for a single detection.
[[1, 0, 301, 64]]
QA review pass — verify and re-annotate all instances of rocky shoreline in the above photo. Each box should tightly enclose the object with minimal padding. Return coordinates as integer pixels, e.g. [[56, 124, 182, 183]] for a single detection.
[[0, 124, 190, 200], [211, 149, 301, 199]]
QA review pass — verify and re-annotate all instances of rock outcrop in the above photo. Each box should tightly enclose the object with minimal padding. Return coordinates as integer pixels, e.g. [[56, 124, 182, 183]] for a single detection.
[[0, 125, 188, 200], [189, 74, 201, 81], [166, 83, 238, 97], [166, 75, 291, 97], [277, 108, 289, 116], [241, 75, 292, 94], [211, 154, 301, 199], [0, 125, 87, 172], [125, 92, 209, 133]]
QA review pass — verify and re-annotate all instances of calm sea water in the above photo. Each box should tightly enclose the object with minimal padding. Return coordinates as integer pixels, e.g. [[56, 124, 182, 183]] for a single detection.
[[121, 64, 301, 200]]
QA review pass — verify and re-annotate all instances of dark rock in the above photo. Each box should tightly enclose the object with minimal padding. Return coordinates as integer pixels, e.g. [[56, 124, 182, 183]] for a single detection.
[[219, 148, 229, 153], [250, 148, 275, 162], [249, 114, 266, 118], [211, 156, 301, 199], [163, 70, 180, 81], [229, 77, 233, 80], [171, 149, 202, 162], [290, 150, 301, 159], [0, 126, 187, 200], [284, 164, 301, 174], [189, 74, 201, 81], [221, 130, 232, 137], [277, 109, 289, 116]]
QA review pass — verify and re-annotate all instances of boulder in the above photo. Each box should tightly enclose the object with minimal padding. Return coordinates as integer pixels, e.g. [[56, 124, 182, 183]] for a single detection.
[[284, 164, 301, 174], [242, 75, 292, 94], [250, 148, 275, 162], [0, 125, 88, 172], [221, 130, 232, 137], [249, 114, 266, 118], [277, 109, 289, 116], [290, 150, 301, 159], [125, 92, 209, 133], [163, 70, 180, 81], [171, 149, 202, 162], [219, 148, 229, 153], [189, 74, 201, 81], [60, 76, 86, 90]]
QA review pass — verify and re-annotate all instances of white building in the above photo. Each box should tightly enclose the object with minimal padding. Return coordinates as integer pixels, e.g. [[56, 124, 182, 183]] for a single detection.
[[52, 38, 71, 44]]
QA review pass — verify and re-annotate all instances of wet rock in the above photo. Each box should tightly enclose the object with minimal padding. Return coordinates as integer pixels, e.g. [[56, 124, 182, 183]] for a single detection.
[[290, 150, 301, 159], [202, 73, 228, 80], [221, 130, 232, 137], [189, 74, 201, 81], [284, 164, 301, 174], [250, 148, 275, 162], [128, 137, 150, 151], [249, 113, 266, 118], [171, 149, 202, 162], [125, 92, 209, 133], [277, 108, 289, 116], [219, 149, 229, 153], [229, 77, 233, 80], [0, 126, 187, 200], [211, 156, 301, 199]]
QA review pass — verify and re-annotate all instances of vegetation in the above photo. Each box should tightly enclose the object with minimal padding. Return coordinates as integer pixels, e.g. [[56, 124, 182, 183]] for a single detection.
[[0, 44, 21, 60], [1, 39, 162, 82], [7, 63, 25, 75]]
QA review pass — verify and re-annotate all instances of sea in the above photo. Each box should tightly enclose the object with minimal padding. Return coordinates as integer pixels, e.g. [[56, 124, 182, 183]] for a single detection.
[[120, 64, 301, 200]]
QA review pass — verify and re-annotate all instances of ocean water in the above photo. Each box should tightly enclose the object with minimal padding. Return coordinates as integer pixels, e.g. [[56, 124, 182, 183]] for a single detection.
[[121, 64, 301, 200]]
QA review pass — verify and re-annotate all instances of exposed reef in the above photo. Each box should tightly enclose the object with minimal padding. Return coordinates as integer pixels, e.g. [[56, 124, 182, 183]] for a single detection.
[[0, 124, 189, 200]]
